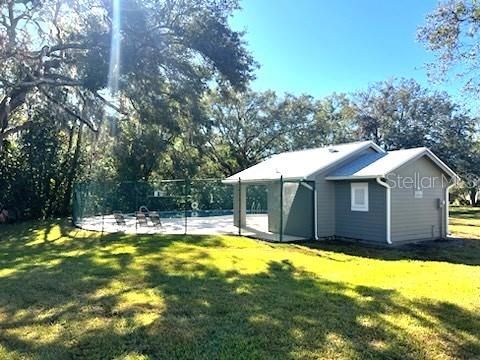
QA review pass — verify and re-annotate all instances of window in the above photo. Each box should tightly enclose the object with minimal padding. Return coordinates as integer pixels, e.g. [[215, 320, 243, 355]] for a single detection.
[[351, 183, 369, 212]]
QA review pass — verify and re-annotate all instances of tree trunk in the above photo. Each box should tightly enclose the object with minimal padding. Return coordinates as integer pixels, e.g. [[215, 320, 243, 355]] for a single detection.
[[469, 188, 478, 207], [0, 88, 28, 132], [62, 124, 83, 214]]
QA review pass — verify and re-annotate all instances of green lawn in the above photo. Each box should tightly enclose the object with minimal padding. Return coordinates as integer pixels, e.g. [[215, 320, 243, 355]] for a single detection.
[[449, 207, 480, 240], [0, 208, 479, 359]]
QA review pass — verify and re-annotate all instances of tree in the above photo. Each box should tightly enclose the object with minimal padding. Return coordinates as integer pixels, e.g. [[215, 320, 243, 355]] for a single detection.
[[197, 89, 359, 176], [417, 2, 480, 204], [0, 0, 254, 152], [418, 0, 480, 94], [0, 107, 85, 218], [113, 120, 174, 182], [198, 89, 315, 175], [354, 78, 479, 206], [295, 93, 356, 148], [354, 79, 455, 149], [435, 112, 480, 206]]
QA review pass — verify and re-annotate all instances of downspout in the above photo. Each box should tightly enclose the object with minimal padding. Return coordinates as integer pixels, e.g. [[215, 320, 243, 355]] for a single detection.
[[279, 175, 283, 242], [444, 181, 456, 238], [238, 178, 242, 236], [314, 187, 319, 240], [376, 177, 392, 245]]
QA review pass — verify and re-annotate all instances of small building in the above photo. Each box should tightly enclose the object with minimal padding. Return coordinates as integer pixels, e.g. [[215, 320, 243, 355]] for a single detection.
[[223, 141, 459, 244]]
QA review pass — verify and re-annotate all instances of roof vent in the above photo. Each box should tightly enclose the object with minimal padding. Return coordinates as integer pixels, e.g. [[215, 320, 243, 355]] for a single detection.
[[328, 147, 339, 153]]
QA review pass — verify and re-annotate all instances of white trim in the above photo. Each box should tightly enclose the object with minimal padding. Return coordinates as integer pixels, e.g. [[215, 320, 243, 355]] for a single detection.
[[445, 182, 456, 237], [379, 148, 426, 176], [350, 182, 369, 212], [368, 142, 388, 154], [223, 141, 381, 183], [314, 188, 318, 240], [300, 182, 314, 191], [324, 148, 460, 181], [306, 141, 385, 179], [326, 175, 378, 180], [382, 148, 459, 180], [376, 177, 392, 244], [222, 177, 301, 184], [424, 148, 460, 181]]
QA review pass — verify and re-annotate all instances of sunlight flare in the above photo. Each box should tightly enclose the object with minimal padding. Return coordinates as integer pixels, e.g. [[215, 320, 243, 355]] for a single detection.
[[108, 0, 121, 95]]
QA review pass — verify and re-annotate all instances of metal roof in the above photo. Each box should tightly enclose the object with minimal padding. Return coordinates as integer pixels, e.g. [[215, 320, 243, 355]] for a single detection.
[[223, 141, 384, 183], [326, 147, 459, 180]]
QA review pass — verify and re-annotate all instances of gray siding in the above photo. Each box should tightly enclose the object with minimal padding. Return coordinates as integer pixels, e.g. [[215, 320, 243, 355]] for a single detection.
[[282, 182, 314, 238], [267, 181, 314, 238], [314, 147, 379, 237], [389, 156, 446, 242], [315, 179, 336, 237], [334, 180, 387, 243], [267, 182, 281, 233]]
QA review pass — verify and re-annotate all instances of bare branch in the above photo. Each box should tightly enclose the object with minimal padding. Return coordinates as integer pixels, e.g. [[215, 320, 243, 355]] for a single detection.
[[0, 119, 34, 137], [40, 89, 97, 132], [7, 0, 16, 44], [94, 92, 127, 114], [18, 77, 83, 88], [47, 43, 90, 54]]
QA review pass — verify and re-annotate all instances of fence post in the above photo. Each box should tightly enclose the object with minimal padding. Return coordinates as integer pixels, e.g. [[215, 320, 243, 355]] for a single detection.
[[279, 175, 283, 242], [184, 178, 192, 235], [102, 182, 106, 236], [134, 182, 138, 233], [238, 178, 242, 236], [72, 183, 77, 226], [184, 179, 187, 235]]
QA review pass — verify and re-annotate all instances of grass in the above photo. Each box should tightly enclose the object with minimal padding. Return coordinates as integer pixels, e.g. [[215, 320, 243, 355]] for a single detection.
[[449, 207, 480, 240], [0, 207, 478, 359]]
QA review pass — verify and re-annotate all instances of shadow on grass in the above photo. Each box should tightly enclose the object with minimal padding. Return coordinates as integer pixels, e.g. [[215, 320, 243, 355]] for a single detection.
[[449, 207, 480, 218], [300, 236, 480, 266], [293, 207, 480, 266], [0, 222, 478, 359]]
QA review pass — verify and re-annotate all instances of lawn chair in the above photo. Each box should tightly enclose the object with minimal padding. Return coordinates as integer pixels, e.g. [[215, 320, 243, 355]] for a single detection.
[[113, 212, 126, 229], [136, 211, 148, 227], [149, 211, 162, 228]]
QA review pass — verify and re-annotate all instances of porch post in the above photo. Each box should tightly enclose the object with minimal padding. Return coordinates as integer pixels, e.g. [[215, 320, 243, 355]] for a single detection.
[[233, 178, 246, 234], [279, 175, 284, 242]]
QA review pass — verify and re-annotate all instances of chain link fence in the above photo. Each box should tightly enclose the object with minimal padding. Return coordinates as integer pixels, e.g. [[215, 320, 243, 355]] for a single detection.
[[73, 178, 315, 241]]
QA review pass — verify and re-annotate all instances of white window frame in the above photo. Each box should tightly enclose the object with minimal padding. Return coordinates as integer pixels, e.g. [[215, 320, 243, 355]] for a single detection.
[[351, 182, 369, 212]]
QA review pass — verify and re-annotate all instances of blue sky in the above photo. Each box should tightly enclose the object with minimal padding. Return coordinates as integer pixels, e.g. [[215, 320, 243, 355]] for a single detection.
[[230, 0, 471, 109]]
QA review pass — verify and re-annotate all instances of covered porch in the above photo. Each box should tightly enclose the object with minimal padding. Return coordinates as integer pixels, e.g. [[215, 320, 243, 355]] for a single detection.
[[229, 178, 315, 242]]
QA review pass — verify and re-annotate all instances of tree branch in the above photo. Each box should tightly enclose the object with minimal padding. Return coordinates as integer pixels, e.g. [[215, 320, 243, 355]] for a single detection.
[[0, 120, 34, 137], [47, 43, 90, 54], [41, 89, 97, 132], [94, 92, 127, 114], [18, 77, 83, 88]]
